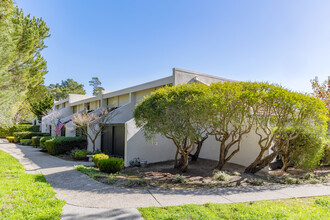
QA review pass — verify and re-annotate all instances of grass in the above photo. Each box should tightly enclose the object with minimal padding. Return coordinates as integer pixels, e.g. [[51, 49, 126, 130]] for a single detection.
[[138, 196, 330, 220], [0, 150, 65, 219]]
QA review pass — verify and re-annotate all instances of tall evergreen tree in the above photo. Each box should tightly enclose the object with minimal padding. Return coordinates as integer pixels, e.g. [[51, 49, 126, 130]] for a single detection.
[[0, 0, 50, 125], [89, 77, 104, 96]]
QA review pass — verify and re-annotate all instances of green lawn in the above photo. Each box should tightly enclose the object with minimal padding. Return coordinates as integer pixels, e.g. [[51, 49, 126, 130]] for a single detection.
[[0, 150, 65, 219], [138, 196, 330, 220]]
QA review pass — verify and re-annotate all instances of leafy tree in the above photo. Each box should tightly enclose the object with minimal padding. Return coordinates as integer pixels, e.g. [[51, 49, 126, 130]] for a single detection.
[[49, 78, 86, 100], [276, 127, 324, 171], [204, 82, 255, 170], [73, 108, 115, 153], [134, 84, 209, 172], [244, 84, 328, 173], [0, 0, 49, 125], [29, 94, 54, 122], [89, 77, 104, 96], [311, 76, 330, 112]]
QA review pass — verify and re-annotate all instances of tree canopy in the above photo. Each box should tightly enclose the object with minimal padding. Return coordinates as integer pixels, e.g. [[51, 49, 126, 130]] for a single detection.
[[134, 81, 328, 172], [134, 83, 209, 171], [0, 0, 50, 125], [89, 77, 104, 96], [49, 78, 86, 100]]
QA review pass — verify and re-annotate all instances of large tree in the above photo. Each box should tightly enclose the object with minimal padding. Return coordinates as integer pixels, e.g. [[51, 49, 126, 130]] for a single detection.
[[134, 84, 209, 172], [49, 78, 86, 100], [203, 82, 255, 170], [89, 77, 104, 96], [29, 94, 54, 122], [243, 83, 328, 173], [0, 0, 50, 125]]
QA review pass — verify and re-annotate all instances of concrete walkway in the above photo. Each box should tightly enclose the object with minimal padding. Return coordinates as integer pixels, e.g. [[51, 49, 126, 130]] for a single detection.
[[1, 140, 330, 219]]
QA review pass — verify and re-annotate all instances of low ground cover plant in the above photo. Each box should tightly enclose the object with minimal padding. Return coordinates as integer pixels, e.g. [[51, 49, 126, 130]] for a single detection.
[[92, 153, 109, 167], [98, 157, 124, 173], [45, 136, 87, 155], [138, 196, 330, 220], [71, 149, 89, 160], [0, 150, 65, 219]]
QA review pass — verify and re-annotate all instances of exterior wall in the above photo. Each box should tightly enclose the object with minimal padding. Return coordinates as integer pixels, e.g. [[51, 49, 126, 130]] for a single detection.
[[125, 119, 176, 167], [118, 94, 129, 106], [89, 101, 100, 111], [135, 87, 162, 104], [107, 97, 118, 108], [173, 68, 234, 86], [198, 130, 265, 169]]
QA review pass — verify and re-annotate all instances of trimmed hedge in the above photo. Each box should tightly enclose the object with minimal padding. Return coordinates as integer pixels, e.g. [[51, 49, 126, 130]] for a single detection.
[[31, 136, 43, 147], [6, 136, 15, 143], [45, 136, 87, 155], [40, 136, 53, 150], [13, 132, 48, 143], [92, 153, 109, 167], [20, 139, 32, 146], [98, 157, 124, 173], [0, 125, 40, 137]]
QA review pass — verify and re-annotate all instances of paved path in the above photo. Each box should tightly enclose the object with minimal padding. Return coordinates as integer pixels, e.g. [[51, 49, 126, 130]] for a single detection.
[[1, 140, 330, 219]]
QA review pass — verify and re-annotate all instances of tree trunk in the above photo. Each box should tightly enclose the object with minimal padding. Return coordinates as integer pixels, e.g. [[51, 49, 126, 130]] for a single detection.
[[191, 141, 203, 161], [174, 148, 180, 168], [181, 153, 189, 172], [244, 149, 266, 173], [244, 151, 278, 174], [215, 143, 226, 170], [281, 156, 289, 172]]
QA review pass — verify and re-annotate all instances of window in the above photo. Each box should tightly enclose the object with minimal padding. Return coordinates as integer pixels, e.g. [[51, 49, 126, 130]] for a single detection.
[[73, 106, 78, 114]]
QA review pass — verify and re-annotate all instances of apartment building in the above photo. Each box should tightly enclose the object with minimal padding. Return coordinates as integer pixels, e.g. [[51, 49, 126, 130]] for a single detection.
[[42, 68, 262, 168]]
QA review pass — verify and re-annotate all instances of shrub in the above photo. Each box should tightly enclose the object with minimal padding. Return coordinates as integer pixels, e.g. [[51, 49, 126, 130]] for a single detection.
[[173, 174, 186, 184], [13, 132, 46, 143], [6, 136, 15, 143], [276, 127, 324, 170], [0, 124, 40, 137], [98, 157, 124, 173], [40, 136, 53, 150], [282, 176, 302, 185], [303, 172, 315, 180], [71, 149, 89, 160], [213, 170, 231, 181], [45, 136, 87, 155], [92, 153, 109, 167], [31, 136, 43, 147], [248, 178, 265, 186], [321, 138, 330, 165], [20, 139, 32, 146]]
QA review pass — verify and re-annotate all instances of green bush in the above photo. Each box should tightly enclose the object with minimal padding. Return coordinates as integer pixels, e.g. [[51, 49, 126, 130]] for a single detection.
[[71, 149, 89, 160], [98, 157, 124, 173], [321, 138, 330, 165], [20, 139, 32, 146], [6, 136, 15, 143], [13, 132, 46, 143], [31, 136, 43, 147], [276, 127, 324, 170], [92, 153, 109, 167], [45, 136, 87, 155], [0, 125, 40, 137], [40, 136, 53, 150]]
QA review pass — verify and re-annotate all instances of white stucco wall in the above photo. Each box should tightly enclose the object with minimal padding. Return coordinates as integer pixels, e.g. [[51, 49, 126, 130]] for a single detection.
[[197, 130, 265, 169], [125, 119, 176, 167]]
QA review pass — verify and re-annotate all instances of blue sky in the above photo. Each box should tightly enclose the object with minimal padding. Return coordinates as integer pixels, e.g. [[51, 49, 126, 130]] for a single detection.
[[16, 0, 330, 95]]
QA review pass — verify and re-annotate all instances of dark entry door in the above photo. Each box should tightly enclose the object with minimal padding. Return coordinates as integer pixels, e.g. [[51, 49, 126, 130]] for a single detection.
[[101, 124, 125, 158]]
